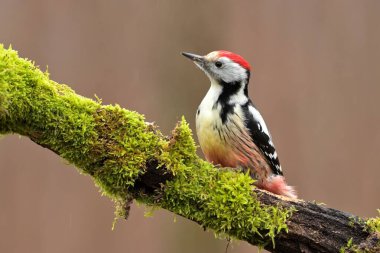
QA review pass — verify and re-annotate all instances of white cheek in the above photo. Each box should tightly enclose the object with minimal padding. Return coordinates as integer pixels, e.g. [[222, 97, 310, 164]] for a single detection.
[[218, 63, 247, 83]]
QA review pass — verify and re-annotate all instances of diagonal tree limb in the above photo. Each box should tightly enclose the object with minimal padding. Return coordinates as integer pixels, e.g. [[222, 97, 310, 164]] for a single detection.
[[0, 45, 379, 253]]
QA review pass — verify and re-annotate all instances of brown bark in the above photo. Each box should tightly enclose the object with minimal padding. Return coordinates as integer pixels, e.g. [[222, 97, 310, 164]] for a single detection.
[[257, 192, 379, 252], [134, 161, 379, 253]]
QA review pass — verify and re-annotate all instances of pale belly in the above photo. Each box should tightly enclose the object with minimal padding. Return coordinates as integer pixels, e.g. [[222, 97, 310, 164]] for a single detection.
[[197, 121, 239, 167], [196, 105, 271, 180]]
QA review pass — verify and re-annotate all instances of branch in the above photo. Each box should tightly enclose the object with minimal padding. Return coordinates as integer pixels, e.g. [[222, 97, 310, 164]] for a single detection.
[[0, 45, 379, 253]]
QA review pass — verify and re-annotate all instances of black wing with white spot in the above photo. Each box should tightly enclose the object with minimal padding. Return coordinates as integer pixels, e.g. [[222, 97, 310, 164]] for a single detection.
[[242, 101, 283, 175]]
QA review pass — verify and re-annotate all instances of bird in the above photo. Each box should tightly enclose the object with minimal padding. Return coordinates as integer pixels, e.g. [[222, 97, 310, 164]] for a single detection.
[[182, 50, 297, 198]]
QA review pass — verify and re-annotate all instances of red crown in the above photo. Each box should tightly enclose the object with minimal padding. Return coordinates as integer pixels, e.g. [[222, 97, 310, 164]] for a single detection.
[[217, 50, 251, 71]]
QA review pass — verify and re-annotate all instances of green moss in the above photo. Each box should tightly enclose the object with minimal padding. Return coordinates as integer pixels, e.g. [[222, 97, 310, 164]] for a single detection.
[[0, 44, 100, 170], [0, 45, 164, 200], [339, 237, 379, 253], [0, 45, 293, 247], [349, 210, 380, 234], [154, 118, 293, 246], [339, 238, 366, 253], [365, 209, 380, 234], [342, 211, 380, 253], [92, 105, 163, 198]]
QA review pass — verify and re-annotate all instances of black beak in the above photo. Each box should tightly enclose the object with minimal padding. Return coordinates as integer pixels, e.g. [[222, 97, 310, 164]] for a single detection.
[[182, 52, 204, 63]]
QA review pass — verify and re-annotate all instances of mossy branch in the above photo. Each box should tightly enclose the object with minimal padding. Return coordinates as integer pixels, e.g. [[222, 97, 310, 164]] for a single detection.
[[0, 45, 379, 253]]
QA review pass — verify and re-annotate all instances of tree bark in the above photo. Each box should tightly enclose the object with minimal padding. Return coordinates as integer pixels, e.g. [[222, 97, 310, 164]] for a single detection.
[[136, 162, 379, 253]]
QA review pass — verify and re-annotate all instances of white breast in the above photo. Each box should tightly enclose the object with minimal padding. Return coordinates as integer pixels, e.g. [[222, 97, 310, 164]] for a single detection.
[[196, 82, 224, 151]]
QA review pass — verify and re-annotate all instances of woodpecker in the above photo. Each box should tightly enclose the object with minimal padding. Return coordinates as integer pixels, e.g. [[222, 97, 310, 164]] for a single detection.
[[182, 50, 297, 198]]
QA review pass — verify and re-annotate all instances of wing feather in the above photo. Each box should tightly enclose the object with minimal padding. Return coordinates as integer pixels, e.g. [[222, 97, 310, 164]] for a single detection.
[[242, 101, 283, 175]]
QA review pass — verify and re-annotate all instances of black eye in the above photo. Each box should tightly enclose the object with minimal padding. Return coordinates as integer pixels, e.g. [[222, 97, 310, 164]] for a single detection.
[[215, 61, 223, 68]]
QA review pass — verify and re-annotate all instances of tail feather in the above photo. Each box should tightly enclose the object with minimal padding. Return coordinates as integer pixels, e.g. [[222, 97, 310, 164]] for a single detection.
[[258, 175, 297, 199]]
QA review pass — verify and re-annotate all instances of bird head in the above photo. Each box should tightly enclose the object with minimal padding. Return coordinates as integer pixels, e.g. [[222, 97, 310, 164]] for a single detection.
[[182, 50, 251, 85]]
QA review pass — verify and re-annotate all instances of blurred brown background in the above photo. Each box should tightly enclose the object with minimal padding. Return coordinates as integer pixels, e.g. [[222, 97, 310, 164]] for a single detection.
[[1, 1, 379, 252]]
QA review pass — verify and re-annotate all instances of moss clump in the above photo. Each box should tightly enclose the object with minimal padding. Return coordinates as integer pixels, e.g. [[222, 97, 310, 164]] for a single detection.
[[365, 210, 380, 234], [0, 44, 100, 169], [0, 45, 163, 200], [157, 118, 293, 246], [0, 55, 8, 116], [348, 212, 380, 234], [92, 105, 164, 198]]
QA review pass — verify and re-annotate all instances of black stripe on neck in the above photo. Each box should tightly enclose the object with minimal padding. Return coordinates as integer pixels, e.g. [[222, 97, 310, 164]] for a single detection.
[[214, 79, 246, 123]]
